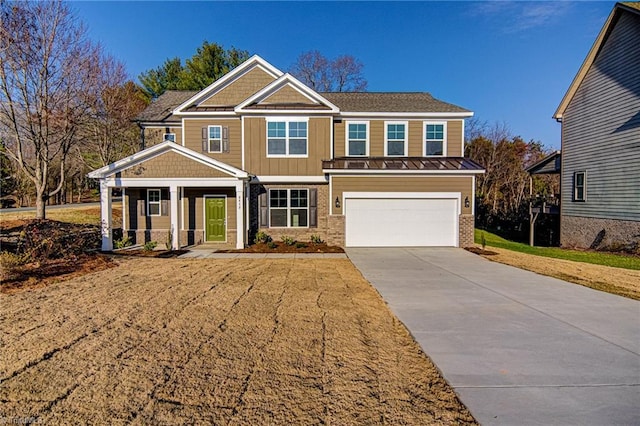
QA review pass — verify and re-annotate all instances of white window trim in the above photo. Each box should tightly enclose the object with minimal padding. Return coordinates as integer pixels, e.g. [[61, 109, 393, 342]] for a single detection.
[[345, 121, 369, 157], [147, 189, 161, 217], [265, 118, 309, 158], [268, 188, 309, 228], [423, 121, 447, 157], [163, 133, 176, 143], [384, 121, 409, 157], [208, 125, 223, 153], [574, 171, 587, 202]]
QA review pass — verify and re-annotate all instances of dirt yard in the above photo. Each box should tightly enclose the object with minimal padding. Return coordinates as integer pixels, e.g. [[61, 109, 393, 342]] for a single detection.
[[0, 258, 475, 425], [476, 246, 640, 300]]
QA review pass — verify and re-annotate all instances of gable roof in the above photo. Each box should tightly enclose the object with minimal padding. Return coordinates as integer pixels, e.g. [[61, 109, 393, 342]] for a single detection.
[[526, 151, 561, 175], [135, 90, 197, 122], [320, 92, 471, 114], [87, 141, 249, 179], [174, 55, 283, 114], [554, 2, 640, 120]]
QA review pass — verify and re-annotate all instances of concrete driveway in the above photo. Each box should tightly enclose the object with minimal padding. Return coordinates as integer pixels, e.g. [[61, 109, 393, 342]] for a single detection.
[[347, 248, 640, 425]]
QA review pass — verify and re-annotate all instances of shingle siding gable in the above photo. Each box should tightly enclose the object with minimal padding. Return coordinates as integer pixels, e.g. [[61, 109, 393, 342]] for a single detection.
[[562, 10, 640, 221]]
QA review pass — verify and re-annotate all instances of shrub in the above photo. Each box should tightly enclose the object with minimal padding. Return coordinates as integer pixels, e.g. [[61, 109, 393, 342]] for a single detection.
[[310, 234, 323, 244], [281, 235, 295, 246], [295, 242, 307, 249], [114, 235, 132, 249], [266, 241, 277, 249], [143, 241, 158, 252], [254, 231, 272, 244]]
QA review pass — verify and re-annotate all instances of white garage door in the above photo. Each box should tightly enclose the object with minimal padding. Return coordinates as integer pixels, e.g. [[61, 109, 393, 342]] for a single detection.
[[345, 195, 458, 247]]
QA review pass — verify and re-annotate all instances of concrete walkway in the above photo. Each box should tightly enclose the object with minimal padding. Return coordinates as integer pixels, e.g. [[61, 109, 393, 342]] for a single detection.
[[179, 250, 347, 259], [347, 248, 640, 426]]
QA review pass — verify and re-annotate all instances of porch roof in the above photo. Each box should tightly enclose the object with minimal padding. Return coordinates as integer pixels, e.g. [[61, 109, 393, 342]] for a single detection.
[[322, 157, 485, 173]]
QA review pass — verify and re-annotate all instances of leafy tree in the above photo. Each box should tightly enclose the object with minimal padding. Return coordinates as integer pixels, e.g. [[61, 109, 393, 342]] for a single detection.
[[0, 0, 104, 218], [290, 50, 368, 92], [138, 43, 249, 98]]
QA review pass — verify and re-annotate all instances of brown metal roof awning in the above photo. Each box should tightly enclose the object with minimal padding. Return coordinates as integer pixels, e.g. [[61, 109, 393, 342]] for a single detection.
[[323, 157, 485, 171]]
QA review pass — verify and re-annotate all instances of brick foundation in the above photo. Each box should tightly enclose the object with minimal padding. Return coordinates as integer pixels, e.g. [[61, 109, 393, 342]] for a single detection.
[[459, 214, 475, 248], [326, 215, 345, 247], [561, 216, 640, 249]]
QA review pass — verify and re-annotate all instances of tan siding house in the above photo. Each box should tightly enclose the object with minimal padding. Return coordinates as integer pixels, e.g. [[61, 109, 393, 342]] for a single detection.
[[90, 55, 483, 250]]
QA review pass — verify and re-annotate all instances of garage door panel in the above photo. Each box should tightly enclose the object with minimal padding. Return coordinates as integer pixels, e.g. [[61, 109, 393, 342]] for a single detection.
[[345, 197, 457, 247]]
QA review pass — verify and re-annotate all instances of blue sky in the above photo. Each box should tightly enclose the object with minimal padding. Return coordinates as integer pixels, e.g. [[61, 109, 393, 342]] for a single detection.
[[72, 1, 616, 150]]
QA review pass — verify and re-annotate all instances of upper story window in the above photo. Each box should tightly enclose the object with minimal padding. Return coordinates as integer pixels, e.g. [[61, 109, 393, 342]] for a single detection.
[[267, 120, 308, 157], [424, 122, 446, 156], [208, 125, 222, 153], [269, 189, 308, 227], [574, 171, 586, 201], [163, 133, 176, 143], [347, 122, 368, 156], [147, 189, 161, 216], [385, 122, 407, 156]]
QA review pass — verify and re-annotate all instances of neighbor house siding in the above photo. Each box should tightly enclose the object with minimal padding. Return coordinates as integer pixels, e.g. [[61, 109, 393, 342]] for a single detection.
[[334, 119, 464, 157], [244, 117, 331, 176], [200, 67, 276, 106], [330, 175, 473, 215], [561, 11, 640, 222], [182, 118, 242, 169]]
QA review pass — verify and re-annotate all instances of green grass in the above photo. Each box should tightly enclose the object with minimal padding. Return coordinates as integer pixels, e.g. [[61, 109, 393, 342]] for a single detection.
[[475, 229, 640, 270]]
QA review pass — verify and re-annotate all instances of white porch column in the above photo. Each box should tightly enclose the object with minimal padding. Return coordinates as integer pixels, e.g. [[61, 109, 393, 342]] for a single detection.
[[236, 182, 245, 249], [100, 180, 113, 251], [170, 185, 180, 250]]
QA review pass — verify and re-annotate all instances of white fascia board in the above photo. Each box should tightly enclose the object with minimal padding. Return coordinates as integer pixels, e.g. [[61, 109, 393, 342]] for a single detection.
[[322, 169, 485, 175], [235, 74, 340, 113], [104, 177, 245, 188], [338, 111, 474, 119], [251, 175, 329, 183], [238, 110, 335, 116], [173, 111, 238, 117], [174, 55, 284, 113]]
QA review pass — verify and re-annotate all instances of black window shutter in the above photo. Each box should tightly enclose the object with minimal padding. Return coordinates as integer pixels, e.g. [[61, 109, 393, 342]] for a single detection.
[[222, 126, 230, 153], [309, 188, 317, 228], [201, 127, 208, 152], [259, 192, 268, 227]]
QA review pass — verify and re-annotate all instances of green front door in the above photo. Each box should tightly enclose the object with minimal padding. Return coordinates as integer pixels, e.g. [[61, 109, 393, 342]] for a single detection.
[[205, 197, 226, 242]]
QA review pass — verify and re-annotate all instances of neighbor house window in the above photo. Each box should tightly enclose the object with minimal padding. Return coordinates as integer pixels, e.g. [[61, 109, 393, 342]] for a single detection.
[[574, 171, 586, 201], [163, 133, 176, 143], [385, 122, 407, 156], [269, 189, 308, 227], [147, 189, 161, 216], [347, 122, 368, 156], [424, 122, 446, 156], [267, 120, 308, 156], [208, 125, 222, 153]]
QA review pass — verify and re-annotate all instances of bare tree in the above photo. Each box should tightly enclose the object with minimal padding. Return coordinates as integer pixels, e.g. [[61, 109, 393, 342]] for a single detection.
[[0, 1, 101, 218], [290, 51, 367, 92]]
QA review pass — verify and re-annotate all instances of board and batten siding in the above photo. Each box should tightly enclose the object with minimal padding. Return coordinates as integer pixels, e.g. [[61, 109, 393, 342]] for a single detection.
[[330, 175, 473, 215], [333, 120, 463, 157], [561, 10, 640, 221], [183, 118, 242, 169], [244, 117, 331, 176]]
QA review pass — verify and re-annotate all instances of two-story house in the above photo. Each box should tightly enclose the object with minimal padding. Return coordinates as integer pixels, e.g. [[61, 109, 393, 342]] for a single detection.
[[89, 55, 484, 250], [553, 2, 640, 249]]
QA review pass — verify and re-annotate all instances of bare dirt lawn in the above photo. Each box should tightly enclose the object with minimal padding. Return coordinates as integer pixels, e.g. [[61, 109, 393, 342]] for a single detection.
[[473, 246, 640, 300], [1, 258, 475, 425]]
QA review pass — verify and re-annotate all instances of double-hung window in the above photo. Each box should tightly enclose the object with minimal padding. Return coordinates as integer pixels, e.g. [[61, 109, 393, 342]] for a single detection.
[[208, 125, 222, 153], [267, 120, 308, 157], [269, 189, 308, 227], [163, 133, 176, 143], [424, 122, 446, 156], [574, 171, 586, 201], [147, 189, 161, 216], [385, 122, 407, 156], [347, 122, 368, 156]]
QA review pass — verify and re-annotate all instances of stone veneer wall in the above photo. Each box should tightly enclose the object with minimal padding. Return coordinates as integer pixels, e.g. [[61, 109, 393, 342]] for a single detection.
[[458, 214, 475, 248], [249, 183, 330, 244], [561, 216, 640, 249]]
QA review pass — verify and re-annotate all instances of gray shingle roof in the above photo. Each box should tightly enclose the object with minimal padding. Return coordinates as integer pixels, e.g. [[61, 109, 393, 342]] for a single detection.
[[320, 92, 471, 113], [135, 90, 198, 122]]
